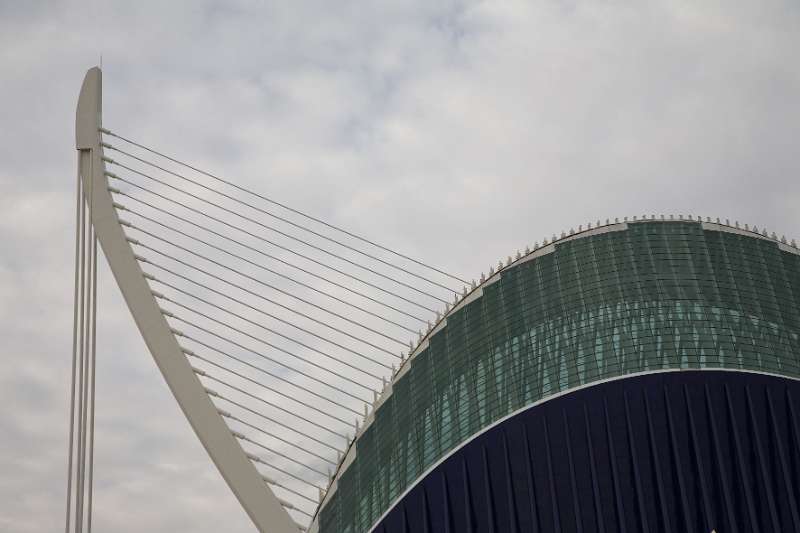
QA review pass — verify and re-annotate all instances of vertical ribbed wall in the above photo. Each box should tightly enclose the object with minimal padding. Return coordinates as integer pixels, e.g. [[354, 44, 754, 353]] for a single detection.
[[374, 370, 800, 533]]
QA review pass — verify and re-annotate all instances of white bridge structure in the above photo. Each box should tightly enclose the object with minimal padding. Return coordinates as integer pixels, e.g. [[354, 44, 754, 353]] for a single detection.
[[65, 66, 468, 532]]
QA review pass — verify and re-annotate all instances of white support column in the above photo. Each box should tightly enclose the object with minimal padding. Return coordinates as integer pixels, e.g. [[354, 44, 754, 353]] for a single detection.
[[76, 66, 300, 533]]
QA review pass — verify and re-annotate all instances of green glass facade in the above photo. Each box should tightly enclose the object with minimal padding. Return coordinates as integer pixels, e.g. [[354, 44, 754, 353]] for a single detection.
[[317, 221, 800, 533]]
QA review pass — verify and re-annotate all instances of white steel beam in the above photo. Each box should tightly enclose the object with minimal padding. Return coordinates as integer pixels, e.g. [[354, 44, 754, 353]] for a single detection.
[[76, 66, 300, 533]]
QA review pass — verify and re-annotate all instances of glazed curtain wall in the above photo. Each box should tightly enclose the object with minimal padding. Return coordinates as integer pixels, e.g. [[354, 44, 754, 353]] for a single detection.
[[318, 221, 800, 533]]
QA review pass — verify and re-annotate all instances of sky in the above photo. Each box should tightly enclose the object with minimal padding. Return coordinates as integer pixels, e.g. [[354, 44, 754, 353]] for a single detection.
[[1, 1, 799, 531]]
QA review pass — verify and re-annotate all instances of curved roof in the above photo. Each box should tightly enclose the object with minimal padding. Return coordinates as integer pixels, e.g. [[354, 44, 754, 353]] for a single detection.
[[312, 215, 800, 532]]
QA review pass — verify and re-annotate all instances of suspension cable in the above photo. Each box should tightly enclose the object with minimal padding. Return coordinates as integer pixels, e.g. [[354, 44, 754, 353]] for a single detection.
[[130, 233, 406, 351], [104, 164, 450, 304], [201, 372, 348, 438], [114, 196, 425, 326], [184, 347, 361, 416], [208, 390, 345, 452], [177, 330, 367, 404], [164, 305, 378, 390], [133, 228, 409, 345], [151, 276, 391, 372], [102, 129, 467, 284], [189, 352, 354, 425], [108, 181, 438, 314], [219, 409, 337, 467], [106, 144, 461, 292]]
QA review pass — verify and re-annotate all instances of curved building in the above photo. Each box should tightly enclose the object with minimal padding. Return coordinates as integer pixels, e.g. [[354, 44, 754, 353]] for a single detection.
[[312, 218, 800, 533]]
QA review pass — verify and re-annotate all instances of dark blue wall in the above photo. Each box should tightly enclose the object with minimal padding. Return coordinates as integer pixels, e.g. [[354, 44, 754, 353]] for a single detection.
[[373, 370, 800, 533]]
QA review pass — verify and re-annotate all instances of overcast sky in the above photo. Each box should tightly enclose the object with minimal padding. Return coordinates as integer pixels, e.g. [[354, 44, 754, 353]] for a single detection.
[[1, 1, 799, 532]]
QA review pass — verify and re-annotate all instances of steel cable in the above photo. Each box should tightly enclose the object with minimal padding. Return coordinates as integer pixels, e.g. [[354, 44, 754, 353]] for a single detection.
[[115, 196, 424, 327], [130, 233, 405, 352], [102, 129, 467, 284], [104, 164, 450, 304]]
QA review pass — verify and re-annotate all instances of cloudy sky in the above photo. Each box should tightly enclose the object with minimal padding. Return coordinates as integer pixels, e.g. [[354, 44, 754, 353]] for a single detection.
[[1, 1, 799, 531]]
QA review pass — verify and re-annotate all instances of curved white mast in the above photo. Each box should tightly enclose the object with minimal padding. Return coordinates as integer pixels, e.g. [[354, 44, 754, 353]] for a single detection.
[[76, 66, 299, 533]]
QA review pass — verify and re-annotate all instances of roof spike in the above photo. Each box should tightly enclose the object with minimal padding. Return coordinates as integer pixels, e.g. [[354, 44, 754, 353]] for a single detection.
[[578, 225, 583, 231], [560, 232, 566, 239], [444, 302, 451, 312], [735, 220, 740, 228], [506, 256, 512, 266], [480, 272, 486, 283], [525, 246, 531, 254], [624, 216, 628, 222], [597, 219, 601, 227], [569, 228, 575, 235], [516, 250, 522, 260], [716, 217, 720, 223], [745, 223, 750, 230], [489, 266, 495, 275], [462, 286, 468, 297], [670, 214, 674, 220], [792, 239, 797, 248], [632, 216, 637, 221], [660, 214, 665, 220], [605, 218, 609, 225], [614, 217, 619, 223], [587, 222, 592, 229], [471, 279, 477, 289], [781, 235, 787, 244]]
